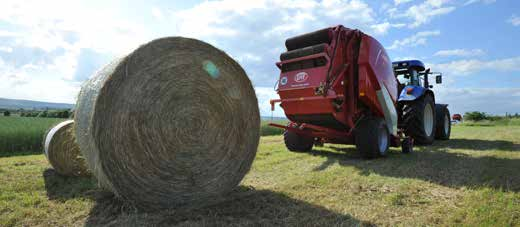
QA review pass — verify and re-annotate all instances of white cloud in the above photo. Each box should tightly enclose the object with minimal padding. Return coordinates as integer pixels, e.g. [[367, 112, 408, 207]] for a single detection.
[[0, 57, 80, 103], [169, 0, 393, 90], [464, 0, 496, 6], [243, 53, 262, 62], [434, 49, 485, 57], [399, 0, 456, 28], [425, 55, 520, 115], [393, 56, 421, 61], [0, 0, 149, 55], [430, 57, 520, 75], [371, 22, 406, 35], [173, 0, 389, 39], [394, 0, 414, 5], [0, 0, 153, 103], [388, 30, 440, 49], [151, 7, 164, 20], [508, 15, 520, 26], [255, 86, 285, 117], [0, 46, 13, 53], [0, 30, 20, 37], [435, 87, 520, 115]]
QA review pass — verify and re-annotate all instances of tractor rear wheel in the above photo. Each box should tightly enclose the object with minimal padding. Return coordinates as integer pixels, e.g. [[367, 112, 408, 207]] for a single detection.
[[402, 95, 436, 145], [283, 130, 314, 152], [435, 105, 451, 140], [355, 117, 390, 159]]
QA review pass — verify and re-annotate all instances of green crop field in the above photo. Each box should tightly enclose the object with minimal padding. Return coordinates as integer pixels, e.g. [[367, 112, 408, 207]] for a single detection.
[[0, 116, 65, 155], [260, 119, 287, 136], [1, 122, 519, 226]]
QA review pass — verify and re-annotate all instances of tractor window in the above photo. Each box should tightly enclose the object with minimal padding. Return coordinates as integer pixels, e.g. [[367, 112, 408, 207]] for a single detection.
[[419, 76, 424, 87], [395, 69, 420, 86], [395, 69, 413, 86], [397, 74, 410, 85]]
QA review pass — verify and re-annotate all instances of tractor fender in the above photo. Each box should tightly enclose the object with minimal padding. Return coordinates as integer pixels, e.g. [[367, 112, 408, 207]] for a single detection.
[[398, 86, 435, 102]]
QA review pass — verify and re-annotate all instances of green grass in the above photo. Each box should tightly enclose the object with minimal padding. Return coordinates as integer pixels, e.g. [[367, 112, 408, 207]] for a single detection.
[[1, 125, 519, 226], [0, 116, 64, 154], [461, 118, 520, 127], [0, 117, 281, 154]]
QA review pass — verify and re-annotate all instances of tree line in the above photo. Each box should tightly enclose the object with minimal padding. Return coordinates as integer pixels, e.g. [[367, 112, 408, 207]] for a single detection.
[[2, 109, 72, 119], [464, 111, 520, 121]]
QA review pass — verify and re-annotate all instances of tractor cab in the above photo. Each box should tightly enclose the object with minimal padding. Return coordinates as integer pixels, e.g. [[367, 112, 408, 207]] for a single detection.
[[392, 60, 443, 96], [393, 60, 425, 88]]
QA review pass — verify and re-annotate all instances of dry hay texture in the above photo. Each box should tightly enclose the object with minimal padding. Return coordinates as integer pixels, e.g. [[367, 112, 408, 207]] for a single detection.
[[75, 37, 260, 209], [43, 120, 90, 177]]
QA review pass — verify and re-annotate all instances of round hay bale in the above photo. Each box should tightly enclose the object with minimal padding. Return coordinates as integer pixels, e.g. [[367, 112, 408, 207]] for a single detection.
[[44, 120, 90, 177], [75, 37, 260, 209]]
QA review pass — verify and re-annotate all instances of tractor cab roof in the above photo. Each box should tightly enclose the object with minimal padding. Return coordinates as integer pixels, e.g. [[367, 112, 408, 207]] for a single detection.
[[392, 60, 425, 72]]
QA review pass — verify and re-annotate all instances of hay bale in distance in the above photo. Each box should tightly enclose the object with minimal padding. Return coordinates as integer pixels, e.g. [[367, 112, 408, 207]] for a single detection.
[[75, 37, 260, 209], [44, 120, 90, 177]]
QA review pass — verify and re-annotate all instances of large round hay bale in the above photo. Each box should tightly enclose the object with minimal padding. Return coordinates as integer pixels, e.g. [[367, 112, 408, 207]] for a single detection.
[[75, 37, 260, 209], [44, 120, 90, 177]]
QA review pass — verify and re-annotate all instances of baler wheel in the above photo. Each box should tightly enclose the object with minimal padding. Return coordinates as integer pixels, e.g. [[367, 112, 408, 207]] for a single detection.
[[283, 130, 314, 152], [402, 95, 436, 145], [355, 117, 390, 159], [435, 105, 451, 140]]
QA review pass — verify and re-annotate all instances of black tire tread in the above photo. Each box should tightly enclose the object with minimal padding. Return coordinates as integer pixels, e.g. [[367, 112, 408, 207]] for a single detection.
[[355, 117, 389, 159], [435, 105, 451, 140], [401, 95, 436, 145], [283, 130, 314, 152]]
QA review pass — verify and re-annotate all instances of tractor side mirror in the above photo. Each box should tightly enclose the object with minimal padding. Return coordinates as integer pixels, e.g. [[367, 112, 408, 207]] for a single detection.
[[436, 75, 442, 84]]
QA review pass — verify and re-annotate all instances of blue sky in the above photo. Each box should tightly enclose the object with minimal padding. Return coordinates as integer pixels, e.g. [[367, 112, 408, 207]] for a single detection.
[[0, 0, 519, 116]]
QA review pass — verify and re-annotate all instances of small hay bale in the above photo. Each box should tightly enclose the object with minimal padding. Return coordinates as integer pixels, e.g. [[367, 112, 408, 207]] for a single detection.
[[75, 37, 260, 209], [43, 120, 90, 177]]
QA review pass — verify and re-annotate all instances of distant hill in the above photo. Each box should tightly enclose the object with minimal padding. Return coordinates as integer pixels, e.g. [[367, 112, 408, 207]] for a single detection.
[[0, 98, 74, 110]]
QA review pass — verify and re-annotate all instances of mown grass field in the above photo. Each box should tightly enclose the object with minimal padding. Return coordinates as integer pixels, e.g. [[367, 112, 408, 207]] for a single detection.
[[1, 119, 519, 226]]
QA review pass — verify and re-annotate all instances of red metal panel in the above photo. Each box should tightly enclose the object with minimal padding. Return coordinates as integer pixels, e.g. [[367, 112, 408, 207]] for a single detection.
[[278, 66, 329, 93], [358, 66, 383, 116], [357, 34, 398, 117], [358, 35, 398, 102]]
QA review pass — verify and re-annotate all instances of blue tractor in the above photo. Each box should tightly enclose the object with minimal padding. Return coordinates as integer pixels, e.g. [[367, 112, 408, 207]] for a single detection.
[[393, 60, 451, 145]]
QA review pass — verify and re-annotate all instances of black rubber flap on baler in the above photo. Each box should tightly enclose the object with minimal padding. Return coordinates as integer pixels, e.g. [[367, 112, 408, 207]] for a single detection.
[[280, 43, 327, 61], [285, 28, 332, 51]]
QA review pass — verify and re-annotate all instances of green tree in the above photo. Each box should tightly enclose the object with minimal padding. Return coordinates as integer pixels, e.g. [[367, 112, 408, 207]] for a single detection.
[[38, 111, 48, 118], [3, 110, 10, 116], [61, 110, 70, 118], [464, 111, 488, 121]]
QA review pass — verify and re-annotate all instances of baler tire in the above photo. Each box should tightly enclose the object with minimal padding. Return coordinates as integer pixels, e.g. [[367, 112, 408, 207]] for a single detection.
[[283, 130, 314, 152], [355, 117, 390, 159], [435, 105, 451, 140], [402, 95, 436, 145]]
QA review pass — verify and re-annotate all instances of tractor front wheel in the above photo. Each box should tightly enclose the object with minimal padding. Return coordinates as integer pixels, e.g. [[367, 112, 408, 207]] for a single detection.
[[283, 130, 314, 152], [355, 117, 390, 159]]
